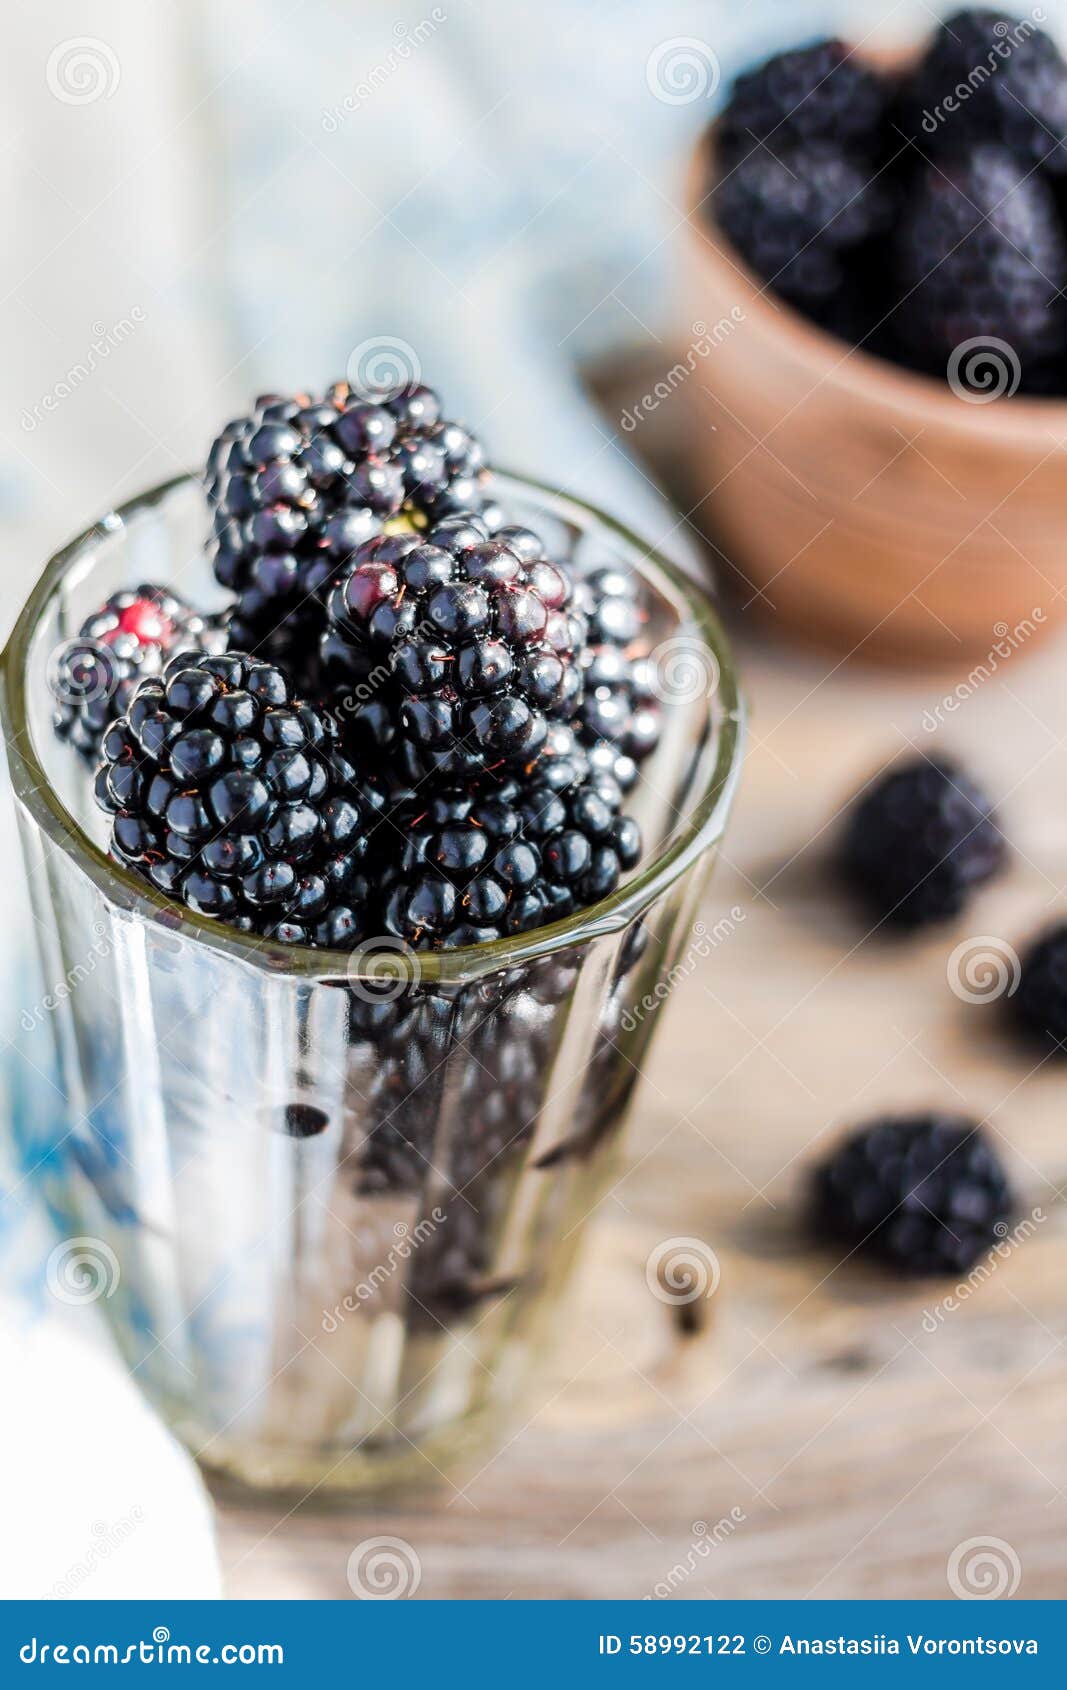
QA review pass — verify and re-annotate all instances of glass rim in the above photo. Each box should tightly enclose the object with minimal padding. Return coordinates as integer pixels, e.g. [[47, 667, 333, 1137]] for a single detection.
[[0, 470, 744, 985]]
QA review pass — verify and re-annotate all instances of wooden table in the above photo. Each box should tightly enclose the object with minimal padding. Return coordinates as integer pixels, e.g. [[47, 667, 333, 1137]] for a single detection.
[[217, 595, 1067, 1600]]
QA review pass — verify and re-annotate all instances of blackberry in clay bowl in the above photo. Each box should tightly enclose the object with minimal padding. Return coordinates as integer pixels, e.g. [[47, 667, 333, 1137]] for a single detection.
[[689, 11, 1067, 659]]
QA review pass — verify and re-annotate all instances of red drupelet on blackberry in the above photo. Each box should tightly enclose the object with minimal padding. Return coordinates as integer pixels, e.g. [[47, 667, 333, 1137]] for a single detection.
[[323, 517, 588, 783], [95, 650, 381, 946], [51, 584, 223, 763], [205, 383, 488, 683]]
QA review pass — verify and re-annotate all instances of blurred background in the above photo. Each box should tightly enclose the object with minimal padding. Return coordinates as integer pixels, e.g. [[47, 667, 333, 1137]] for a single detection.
[[3, 0, 1067, 1602]]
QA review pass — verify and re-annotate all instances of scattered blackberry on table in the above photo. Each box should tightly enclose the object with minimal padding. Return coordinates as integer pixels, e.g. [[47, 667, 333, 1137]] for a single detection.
[[379, 762, 642, 950], [812, 1112, 1014, 1275], [903, 9, 1067, 172], [717, 38, 891, 163], [891, 146, 1067, 381], [1010, 922, 1067, 1054], [324, 518, 587, 783], [713, 141, 892, 316], [95, 650, 380, 946], [205, 383, 488, 673], [838, 757, 1004, 930], [50, 585, 220, 763]]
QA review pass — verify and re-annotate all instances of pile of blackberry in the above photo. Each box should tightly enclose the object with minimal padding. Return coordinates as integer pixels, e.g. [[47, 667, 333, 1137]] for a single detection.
[[63, 379, 657, 957], [709, 11, 1067, 393]]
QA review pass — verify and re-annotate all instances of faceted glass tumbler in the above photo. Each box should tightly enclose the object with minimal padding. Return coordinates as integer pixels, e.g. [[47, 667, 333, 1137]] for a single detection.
[[0, 472, 743, 1495]]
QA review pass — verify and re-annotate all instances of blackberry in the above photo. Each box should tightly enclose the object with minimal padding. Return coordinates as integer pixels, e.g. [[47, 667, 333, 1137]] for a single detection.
[[50, 585, 220, 763], [713, 141, 891, 315], [903, 10, 1067, 173], [95, 650, 379, 946], [205, 383, 487, 670], [324, 517, 587, 783], [379, 762, 641, 950], [718, 39, 892, 162], [812, 1112, 1014, 1275], [892, 146, 1067, 380], [574, 567, 661, 792], [1011, 922, 1067, 1054], [839, 757, 1004, 930]]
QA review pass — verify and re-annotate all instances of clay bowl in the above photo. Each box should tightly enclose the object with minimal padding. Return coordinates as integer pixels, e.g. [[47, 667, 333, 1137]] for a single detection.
[[683, 124, 1067, 665]]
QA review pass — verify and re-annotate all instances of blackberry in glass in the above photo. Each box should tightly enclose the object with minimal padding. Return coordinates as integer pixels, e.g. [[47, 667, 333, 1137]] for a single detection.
[[94, 650, 380, 945], [324, 518, 587, 783]]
